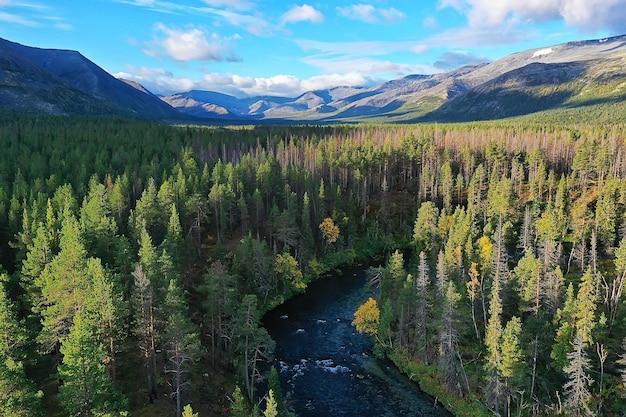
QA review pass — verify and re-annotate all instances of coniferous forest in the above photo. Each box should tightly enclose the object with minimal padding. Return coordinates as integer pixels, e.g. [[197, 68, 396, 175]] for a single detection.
[[2, 113, 626, 417]]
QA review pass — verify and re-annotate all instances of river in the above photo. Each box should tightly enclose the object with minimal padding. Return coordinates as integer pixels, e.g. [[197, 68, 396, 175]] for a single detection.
[[263, 268, 453, 417]]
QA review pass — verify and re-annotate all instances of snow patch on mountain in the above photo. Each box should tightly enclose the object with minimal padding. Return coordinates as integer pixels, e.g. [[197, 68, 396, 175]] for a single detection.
[[532, 48, 554, 58]]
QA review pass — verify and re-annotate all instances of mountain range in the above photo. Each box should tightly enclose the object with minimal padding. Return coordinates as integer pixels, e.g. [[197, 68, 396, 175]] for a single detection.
[[2, 35, 626, 123], [0, 37, 185, 120]]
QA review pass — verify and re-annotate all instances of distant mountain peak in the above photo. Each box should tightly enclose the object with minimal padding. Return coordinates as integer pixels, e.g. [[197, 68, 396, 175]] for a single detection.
[[0, 37, 186, 120], [3, 34, 626, 123]]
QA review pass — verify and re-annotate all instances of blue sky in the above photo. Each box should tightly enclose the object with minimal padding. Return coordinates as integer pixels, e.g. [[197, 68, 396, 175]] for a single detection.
[[1, 0, 624, 97]]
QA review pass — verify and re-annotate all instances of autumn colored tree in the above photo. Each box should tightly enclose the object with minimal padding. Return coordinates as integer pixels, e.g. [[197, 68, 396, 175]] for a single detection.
[[353, 297, 381, 348], [319, 217, 339, 251], [181, 404, 198, 417]]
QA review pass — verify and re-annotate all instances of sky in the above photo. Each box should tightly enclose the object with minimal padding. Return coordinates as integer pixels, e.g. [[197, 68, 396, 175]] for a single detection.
[[1, 0, 625, 98]]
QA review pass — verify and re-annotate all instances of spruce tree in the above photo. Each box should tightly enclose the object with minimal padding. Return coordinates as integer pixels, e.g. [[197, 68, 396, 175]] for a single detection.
[[263, 389, 278, 417], [0, 277, 44, 417], [562, 332, 595, 417], [231, 385, 249, 417], [164, 279, 201, 417], [37, 213, 90, 351], [58, 311, 129, 417]]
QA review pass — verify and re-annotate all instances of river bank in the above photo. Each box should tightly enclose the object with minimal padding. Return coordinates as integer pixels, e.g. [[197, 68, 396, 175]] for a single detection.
[[263, 267, 452, 417]]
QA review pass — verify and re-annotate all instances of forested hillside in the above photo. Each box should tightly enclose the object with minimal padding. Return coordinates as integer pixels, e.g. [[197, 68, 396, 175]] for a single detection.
[[1, 114, 626, 417]]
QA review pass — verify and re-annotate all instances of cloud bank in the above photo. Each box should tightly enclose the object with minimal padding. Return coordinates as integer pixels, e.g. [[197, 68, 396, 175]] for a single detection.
[[337, 4, 405, 24], [145, 24, 240, 62], [440, 0, 626, 33], [116, 67, 379, 98], [280, 4, 324, 25]]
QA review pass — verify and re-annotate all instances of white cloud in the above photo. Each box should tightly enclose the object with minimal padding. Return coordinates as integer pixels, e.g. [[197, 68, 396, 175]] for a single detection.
[[115, 0, 275, 36], [116, 66, 382, 98], [281, 4, 324, 25], [296, 39, 428, 56], [427, 25, 534, 48], [423, 16, 440, 31], [433, 51, 489, 70], [0, 10, 37, 25], [294, 39, 432, 80], [209, 8, 275, 36], [302, 55, 436, 77], [54, 22, 73, 30], [201, 0, 254, 10], [0, 1, 71, 28], [145, 24, 240, 62], [337, 4, 405, 24], [439, 0, 626, 33], [301, 73, 376, 91]]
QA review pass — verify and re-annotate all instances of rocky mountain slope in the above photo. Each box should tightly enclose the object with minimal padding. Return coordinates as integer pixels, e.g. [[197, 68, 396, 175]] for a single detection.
[[2, 35, 626, 123], [0, 38, 185, 120], [163, 35, 626, 123]]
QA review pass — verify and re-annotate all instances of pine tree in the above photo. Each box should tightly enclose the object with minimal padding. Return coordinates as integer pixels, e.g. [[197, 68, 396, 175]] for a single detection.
[[160, 203, 185, 268], [618, 338, 626, 400], [200, 261, 236, 363], [552, 283, 577, 371], [268, 366, 284, 416], [230, 385, 249, 417], [263, 389, 278, 417], [131, 264, 158, 402], [563, 332, 595, 417], [415, 251, 431, 362], [79, 179, 118, 265], [20, 220, 55, 313], [575, 268, 599, 348], [608, 237, 626, 328], [466, 262, 482, 341], [164, 279, 201, 417], [438, 280, 463, 396], [0, 278, 44, 417], [381, 249, 406, 306], [299, 192, 315, 262], [181, 404, 198, 417], [413, 201, 439, 255], [512, 251, 543, 316], [85, 258, 125, 383], [58, 311, 129, 417], [235, 295, 275, 402], [499, 316, 523, 417], [484, 235, 505, 414], [0, 356, 44, 417], [37, 213, 90, 351]]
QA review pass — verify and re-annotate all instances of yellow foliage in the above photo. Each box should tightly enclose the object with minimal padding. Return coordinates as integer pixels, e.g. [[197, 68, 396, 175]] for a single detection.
[[477, 236, 493, 269], [466, 262, 480, 301], [319, 217, 340, 245], [274, 253, 306, 290], [352, 297, 380, 337]]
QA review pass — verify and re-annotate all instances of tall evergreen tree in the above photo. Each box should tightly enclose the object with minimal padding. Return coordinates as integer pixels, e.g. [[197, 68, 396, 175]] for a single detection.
[[37, 213, 90, 351], [499, 317, 523, 417], [562, 332, 595, 417], [235, 295, 275, 402], [0, 277, 43, 417], [164, 279, 201, 417], [58, 311, 129, 417], [131, 264, 158, 403], [438, 280, 463, 396], [263, 390, 278, 417]]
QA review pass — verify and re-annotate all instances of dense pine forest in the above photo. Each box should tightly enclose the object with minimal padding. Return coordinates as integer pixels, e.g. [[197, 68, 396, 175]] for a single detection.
[[1, 113, 626, 417]]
